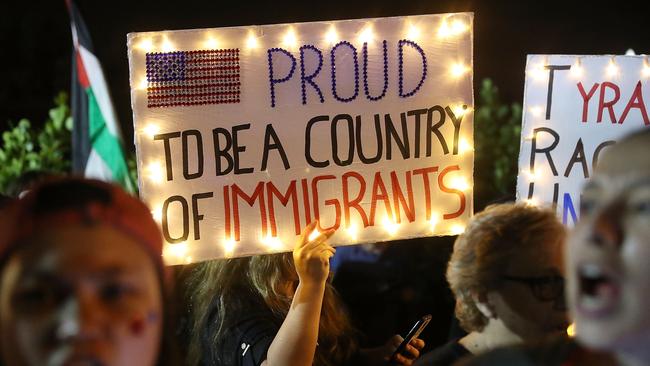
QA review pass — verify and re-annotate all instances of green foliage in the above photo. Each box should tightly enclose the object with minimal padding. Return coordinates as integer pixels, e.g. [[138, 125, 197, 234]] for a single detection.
[[474, 78, 523, 207], [0, 92, 73, 195]]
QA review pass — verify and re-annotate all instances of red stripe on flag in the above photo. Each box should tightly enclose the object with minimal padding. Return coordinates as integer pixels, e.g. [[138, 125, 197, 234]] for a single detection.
[[76, 51, 91, 89]]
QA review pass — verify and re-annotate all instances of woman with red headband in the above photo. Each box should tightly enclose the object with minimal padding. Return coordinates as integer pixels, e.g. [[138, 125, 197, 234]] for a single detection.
[[0, 178, 177, 366]]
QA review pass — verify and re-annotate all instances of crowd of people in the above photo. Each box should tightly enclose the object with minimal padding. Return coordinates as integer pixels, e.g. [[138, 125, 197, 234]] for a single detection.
[[0, 129, 649, 366]]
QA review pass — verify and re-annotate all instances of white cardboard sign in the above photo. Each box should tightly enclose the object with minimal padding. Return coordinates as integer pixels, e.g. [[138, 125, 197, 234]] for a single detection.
[[518, 55, 650, 224], [127, 13, 474, 264]]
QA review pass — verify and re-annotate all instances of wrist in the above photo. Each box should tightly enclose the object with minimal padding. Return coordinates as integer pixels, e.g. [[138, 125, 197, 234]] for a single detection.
[[297, 279, 327, 292]]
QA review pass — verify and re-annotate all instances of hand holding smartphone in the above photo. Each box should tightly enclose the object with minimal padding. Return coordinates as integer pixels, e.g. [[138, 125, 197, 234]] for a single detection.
[[389, 314, 431, 363]]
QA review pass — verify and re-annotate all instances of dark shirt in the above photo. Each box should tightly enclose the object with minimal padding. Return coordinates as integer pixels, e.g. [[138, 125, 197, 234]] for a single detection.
[[418, 339, 471, 366], [200, 296, 282, 366], [458, 336, 616, 366]]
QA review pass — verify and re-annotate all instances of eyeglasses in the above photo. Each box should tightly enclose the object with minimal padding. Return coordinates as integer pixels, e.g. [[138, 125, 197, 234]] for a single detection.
[[502, 275, 565, 302]]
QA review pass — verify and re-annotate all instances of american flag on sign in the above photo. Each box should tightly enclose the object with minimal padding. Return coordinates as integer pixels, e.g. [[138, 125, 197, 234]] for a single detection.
[[145, 49, 240, 108]]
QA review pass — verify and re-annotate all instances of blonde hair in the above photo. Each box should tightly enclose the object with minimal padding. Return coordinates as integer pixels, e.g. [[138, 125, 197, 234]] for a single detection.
[[186, 253, 358, 366], [446, 203, 565, 332]]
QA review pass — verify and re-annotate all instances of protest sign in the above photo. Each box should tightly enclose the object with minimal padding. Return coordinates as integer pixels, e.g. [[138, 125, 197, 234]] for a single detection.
[[127, 13, 474, 264], [517, 55, 650, 224]]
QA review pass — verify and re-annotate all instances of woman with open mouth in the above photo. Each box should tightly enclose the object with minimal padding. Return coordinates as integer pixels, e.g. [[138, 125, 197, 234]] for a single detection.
[[566, 128, 650, 366]]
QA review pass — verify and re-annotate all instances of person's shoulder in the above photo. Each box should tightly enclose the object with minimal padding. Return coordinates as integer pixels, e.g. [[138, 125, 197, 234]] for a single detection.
[[457, 336, 576, 366], [203, 299, 282, 366]]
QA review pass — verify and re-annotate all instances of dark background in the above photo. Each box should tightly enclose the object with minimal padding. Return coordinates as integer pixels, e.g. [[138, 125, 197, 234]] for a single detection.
[[2, 0, 648, 145], [2, 0, 649, 352]]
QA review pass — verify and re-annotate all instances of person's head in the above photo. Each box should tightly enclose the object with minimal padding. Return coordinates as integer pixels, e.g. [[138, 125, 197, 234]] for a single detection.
[[447, 203, 568, 341], [568, 129, 650, 361], [187, 252, 357, 366], [0, 178, 168, 366]]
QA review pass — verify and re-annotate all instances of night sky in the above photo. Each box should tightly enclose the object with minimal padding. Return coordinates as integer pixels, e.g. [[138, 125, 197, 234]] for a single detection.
[[2, 0, 648, 149]]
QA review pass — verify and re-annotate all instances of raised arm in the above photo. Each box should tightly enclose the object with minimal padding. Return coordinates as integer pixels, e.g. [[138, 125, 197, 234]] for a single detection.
[[263, 221, 335, 366]]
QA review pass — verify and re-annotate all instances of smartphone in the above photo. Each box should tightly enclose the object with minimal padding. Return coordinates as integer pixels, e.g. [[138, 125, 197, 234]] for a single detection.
[[389, 314, 432, 362]]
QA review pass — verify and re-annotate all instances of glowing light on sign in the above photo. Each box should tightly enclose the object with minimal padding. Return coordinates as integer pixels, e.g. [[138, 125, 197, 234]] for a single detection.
[[429, 213, 441, 232], [458, 138, 473, 154], [606, 59, 619, 77], [642, 59, 650, 78], [529, 106, 543, 118], [570, 60, 584, 78], [246, 32, 259, 49], [450, 62, 469, 78], [524, 198, 538, 207], [406, 24, 421, 40], [325, 26, 338, 45], [261, 235, 284, 250], [383, 217, 400, 236], [346, 223, 359, 241], [161, 36, 175, 52], [143, 124, 160, 139], [452, 104, 471, 117], [449, 176, 470, 191], [529, 62, 547, 81], [147, 162, 165, 183], [137, 38, 154, 52], [204, 36, 219, 49], [223, 238, 236, 257], [163, 241, 188, 260], [136, 78, 148, 91], [151, 206, 163, 223], [524, 169, 541, 180], [438, 19, 467, 38], [282, 28, 297, 48], [358, 26, 374, 43], [451, 224, 465, 235]]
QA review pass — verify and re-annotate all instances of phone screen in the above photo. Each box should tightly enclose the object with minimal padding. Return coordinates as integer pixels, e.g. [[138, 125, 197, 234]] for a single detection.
[[389, 314, 432, 362]]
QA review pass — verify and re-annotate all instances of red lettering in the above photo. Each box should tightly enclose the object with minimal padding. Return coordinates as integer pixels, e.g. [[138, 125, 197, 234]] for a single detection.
[[390, 171, 415, 223], [413, 166, 439, 220], [311, 175, 341, 231], [223, 185, 231, 240], [619, 81, 650, 125], [301, 178, 311, 225], [439, 165, 466, 219], [342, 171, 370, 228], [267, 181, 300, 236], [597, 82, 620, 123], [577, 82, 599, 122], [369, 172, 393, 226], [232, 182, 267, 241]]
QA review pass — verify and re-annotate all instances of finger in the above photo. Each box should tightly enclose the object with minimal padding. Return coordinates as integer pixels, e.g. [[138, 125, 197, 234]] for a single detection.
[[402, 343, 419, 359], [392, 353, 412, 365], [391, 335, 404, 348], [298, 221, 319, 247], [410, 338, 425, 350], [318, 247, 336, 258], [303, 233, 335, 251], [322, 228, 336, 239]]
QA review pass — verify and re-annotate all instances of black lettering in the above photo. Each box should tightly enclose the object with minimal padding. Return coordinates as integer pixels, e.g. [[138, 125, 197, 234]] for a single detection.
[[154, 132, 181, 181], [182, 130, 203, 180], [261, 124, 290, 171], [162, 195, 189, 243]]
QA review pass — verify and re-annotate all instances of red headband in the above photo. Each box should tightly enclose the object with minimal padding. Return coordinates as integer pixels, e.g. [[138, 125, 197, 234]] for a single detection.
[[0, 178, 164, 273]]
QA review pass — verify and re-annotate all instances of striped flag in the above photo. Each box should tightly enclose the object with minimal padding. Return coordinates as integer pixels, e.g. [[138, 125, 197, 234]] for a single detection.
[[145, 49, 241, 108], [67, 0, 135, 192]]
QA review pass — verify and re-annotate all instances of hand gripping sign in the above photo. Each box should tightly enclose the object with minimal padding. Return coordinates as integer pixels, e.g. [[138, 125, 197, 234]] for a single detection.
[[127, 13, 474, 264], [517, 55, 650, 225]]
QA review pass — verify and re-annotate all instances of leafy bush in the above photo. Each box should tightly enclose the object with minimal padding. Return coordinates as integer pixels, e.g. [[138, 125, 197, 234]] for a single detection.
[[473, 78, 523, 208], [0, 92, 72, 195]]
